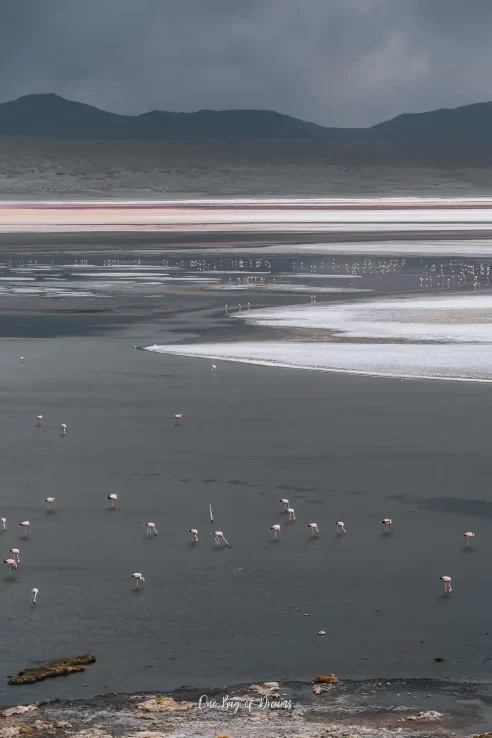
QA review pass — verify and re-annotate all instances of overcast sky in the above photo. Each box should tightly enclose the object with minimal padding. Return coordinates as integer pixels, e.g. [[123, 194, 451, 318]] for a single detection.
[[1, 0, 491, 127]]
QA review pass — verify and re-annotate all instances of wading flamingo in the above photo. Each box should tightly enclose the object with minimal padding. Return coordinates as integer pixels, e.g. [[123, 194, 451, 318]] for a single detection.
[[287, 507, 296, 521], [189, 528, 198, 542], [336, 521, 347, 534], [307, 523, 319, 536], [19, 521, 30, 536], [144, 522, 158, 536], [4, 559, 17, 576], [107, 494, 118, 508], [279, 498, 289, 511], [271, 524, 281, 538], [1, 518, 6, 531], [211, 530, 229, 546], [463, 532, 475, 546], [45, 497, 55, 510], [439, 576, 452, 593], [9, 548, 20, 564], [36, 415, 43, 426], [131, 573, 145, 588], [60, 424, 67, 435], [30, 588, 38, 604], [382, 518, 392, 529]]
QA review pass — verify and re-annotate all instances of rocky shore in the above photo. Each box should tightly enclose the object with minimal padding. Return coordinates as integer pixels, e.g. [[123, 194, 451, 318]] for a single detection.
[[1, 680, 490, 738]]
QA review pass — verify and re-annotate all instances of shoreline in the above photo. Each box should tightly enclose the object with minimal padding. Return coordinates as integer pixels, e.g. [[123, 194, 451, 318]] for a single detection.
[[2, 678, 492, 737]]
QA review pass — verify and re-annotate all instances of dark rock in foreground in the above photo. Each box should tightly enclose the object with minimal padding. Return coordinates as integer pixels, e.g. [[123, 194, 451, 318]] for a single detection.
[[8, 654, 96, 685]]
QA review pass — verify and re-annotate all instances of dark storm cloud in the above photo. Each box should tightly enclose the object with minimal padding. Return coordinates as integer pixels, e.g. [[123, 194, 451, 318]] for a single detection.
[[1, 0, 492, 126]]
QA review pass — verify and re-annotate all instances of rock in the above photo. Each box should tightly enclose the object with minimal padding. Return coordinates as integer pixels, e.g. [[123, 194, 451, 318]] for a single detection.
[[0, 706, 38, 718], [18, 728, 33, 736], [54, 722, 72, 729], [406, 711, 444, 721], [433, 657, 445, 662], [8, 655, 96, 685], [136, 697, 194, 713], [249, 682, 280, 698], [312, 684, 331, 695], [313, 674, 338, 684], [0, 727, 20, 738], [33, 722, 52, 730]]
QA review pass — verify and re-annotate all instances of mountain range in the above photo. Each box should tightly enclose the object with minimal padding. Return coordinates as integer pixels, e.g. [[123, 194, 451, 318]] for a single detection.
[[1, 93, 492, 143]]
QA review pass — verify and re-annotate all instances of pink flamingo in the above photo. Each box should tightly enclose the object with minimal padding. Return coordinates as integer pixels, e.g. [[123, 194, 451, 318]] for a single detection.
[[1, 517, 6, 531], [30, 588, 38, 604], [287, 507, 296, 521], [279, 498, 289, 511], [107, 494, 118, 508], [307, 523, 319, 535], [463, 532, 475, 546], [382, 518, 392, 529], [19, 521, 30, 537], [174, 413, 183, 425], [189, 528, 198, 542], [271, 524, 281, 538], [45, 497, 55, 510], [211, 530, 229, 546], [36, 415, 43, 426], [144, 522, 158, 536], [131, 573, 145, 588], [336, 521, 347, 534], [9, 548, 20, 564], [60, 424, 67, 435], [4, 559, 17, 576], [439, 576, 452, 593]]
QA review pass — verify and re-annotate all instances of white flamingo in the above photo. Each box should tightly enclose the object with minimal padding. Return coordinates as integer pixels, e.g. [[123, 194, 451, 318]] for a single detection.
[[212, 364, 217, 373], [463, 532, 475, 546], [131, 572, 145, 588], [287, 507, 296, 521], [107, 494, 118, 508], [9, 548, 20, 564], [189, 528, 198, 542], [1, 517, 6, 531], [45, 497, 55, 509], [30, 588, 38, 604], [60, 424, 67, 435], [19, 521, 30, 536], [4, 559, 17, 576], [211, 530, 229, 546], [36, 415, 43, 426], [279, 498, 289, 511], [271, 524, 281, 538], [174, 413, 183, 425], [307, 523, 319, 536], [144, 522, 158, 536], [382, 518, 392, 529], [439, 576, 452, 593], [336, 521, 347, 534]]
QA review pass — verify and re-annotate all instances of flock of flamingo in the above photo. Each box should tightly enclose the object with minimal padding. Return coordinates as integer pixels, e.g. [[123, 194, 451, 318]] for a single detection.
[[1, 362, 478, 601]]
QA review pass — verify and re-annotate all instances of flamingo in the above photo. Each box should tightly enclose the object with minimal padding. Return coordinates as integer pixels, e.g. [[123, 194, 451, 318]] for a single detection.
[[1, 517, 6, 531], [174, 414, 183, 425], [287, 507, 296, 521], [382, 518, 392, 529], [144, 522, 158, 536], [131, 573, 145, 588], [30, 588, 38, 604], [20, 357, 25, 363], [60, 424, 67, 435], [279, 498, 289, 511], [212, 365, 217, 373], [189, 528, 198, 542], [463, 532, 475, 546], [336, 521, 347, 534], [439, 576, 452, 593], [4, 559, 17, 576], [271, 524, 281, 538], [107, 494, 118, 508], [19, 521, 30, 536], [36, 415, 43, 426], [45, 497, 55, 510], [307, 523, 319, 536], [211, 530, 229, 546], [9, 548, 20, 564]]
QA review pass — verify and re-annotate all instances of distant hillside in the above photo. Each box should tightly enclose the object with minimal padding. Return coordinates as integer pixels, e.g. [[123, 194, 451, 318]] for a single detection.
[[0, 94, 491, 144], [0, 93, 336, 140]]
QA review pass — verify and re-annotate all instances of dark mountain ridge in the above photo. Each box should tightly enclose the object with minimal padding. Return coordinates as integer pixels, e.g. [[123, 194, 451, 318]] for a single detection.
[[2, 93, 491, 143]]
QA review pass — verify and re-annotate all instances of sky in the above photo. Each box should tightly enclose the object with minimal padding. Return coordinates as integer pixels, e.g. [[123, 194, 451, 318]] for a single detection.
[[1, 0, 491, 127]]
